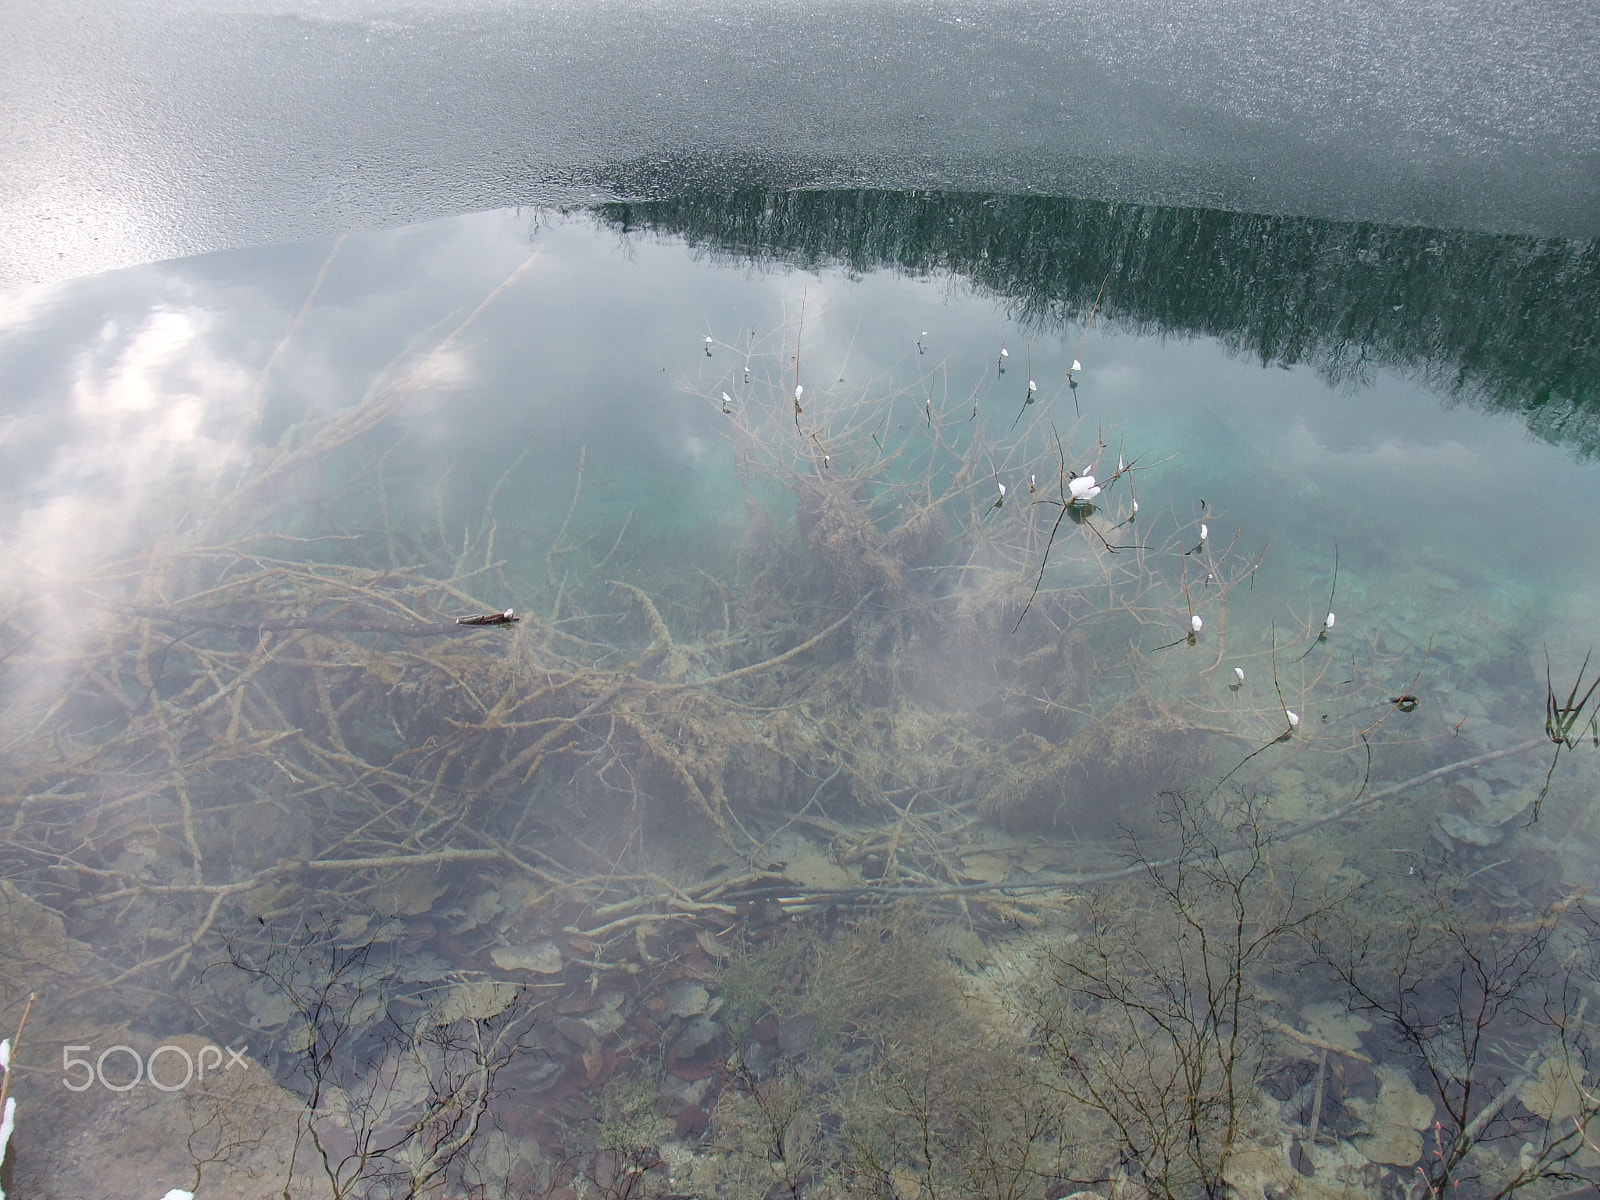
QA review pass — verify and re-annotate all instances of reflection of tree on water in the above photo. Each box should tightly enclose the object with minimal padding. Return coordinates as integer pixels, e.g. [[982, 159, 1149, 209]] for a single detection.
[[594, 190, 1600, 456]]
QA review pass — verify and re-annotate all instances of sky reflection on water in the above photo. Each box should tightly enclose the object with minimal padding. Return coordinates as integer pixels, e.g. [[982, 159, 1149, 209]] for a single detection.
[[5, 203, 1598, 657]]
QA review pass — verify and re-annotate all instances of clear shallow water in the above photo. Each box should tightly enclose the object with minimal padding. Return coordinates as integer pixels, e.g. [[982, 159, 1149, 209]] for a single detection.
[[2, 197, 1599, 1194]]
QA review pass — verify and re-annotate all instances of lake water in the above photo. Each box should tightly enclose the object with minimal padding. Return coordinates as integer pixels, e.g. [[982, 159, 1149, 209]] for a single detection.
[[3, 194, 1599, 1196]]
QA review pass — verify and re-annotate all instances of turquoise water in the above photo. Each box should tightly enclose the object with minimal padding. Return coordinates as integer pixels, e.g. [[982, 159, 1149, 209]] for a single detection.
[[2, 197, 1598, 1195]]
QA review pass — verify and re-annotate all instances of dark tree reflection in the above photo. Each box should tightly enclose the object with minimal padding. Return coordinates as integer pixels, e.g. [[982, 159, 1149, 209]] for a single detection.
[[593, 190, 1600, 455]]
